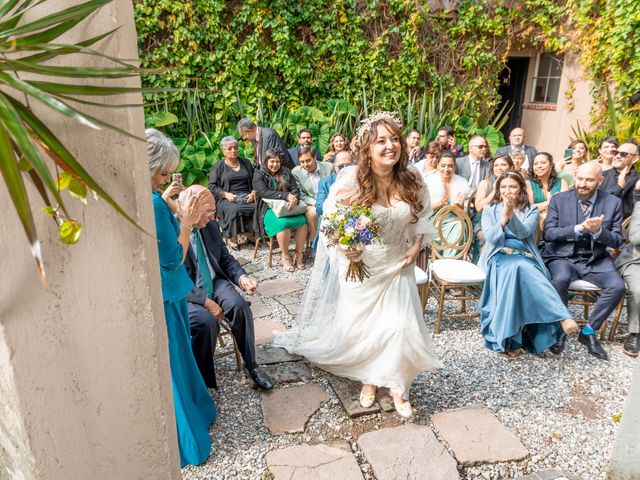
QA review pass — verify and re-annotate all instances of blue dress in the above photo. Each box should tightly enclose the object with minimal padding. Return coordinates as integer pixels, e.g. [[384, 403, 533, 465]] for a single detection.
[[152, 192, 217, 467], [478, 203, 569, 354]]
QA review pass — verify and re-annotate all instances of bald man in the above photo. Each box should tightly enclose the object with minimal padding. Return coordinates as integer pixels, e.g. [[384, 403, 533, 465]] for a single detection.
[[495, 127, 537, 170], [542, 161, 626, 359], [179, 185, 273, 390]]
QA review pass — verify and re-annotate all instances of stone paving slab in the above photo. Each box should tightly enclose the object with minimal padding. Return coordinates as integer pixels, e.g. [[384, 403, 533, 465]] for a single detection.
[[254, 319, 287, 345], [431, 407, 528, 466], [257, 278, 305, 297], [235, 256, 251, 266], [518, 470, 580, 480], [266, 444, 363, 479], [376, 387, 395, 413], [261, 384, 329, 435], [326, 374, 380, 417], [255, 345, 302, 365], [242, 262, 260, 274], [358, 424, 459, 480], [274, 293, 303, 305], [250, 297, 272, 319], [285, 304, 301, 316], [252, 269, 279, 281], [263, 361, 312, 384]]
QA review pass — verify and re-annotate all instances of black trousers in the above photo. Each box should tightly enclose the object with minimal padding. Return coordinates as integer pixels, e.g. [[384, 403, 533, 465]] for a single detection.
[[547, 258, 626, 331], [188, 279, 256, 388]]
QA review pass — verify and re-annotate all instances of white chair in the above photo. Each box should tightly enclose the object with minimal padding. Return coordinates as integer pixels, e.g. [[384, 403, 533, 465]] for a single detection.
[[568, 279, 625, 341], [426, 205, 485, 334]]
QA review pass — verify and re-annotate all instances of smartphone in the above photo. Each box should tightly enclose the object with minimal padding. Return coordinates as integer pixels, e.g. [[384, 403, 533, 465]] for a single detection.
[[171, 173, 183, 185], [564, 148, 573, 159]]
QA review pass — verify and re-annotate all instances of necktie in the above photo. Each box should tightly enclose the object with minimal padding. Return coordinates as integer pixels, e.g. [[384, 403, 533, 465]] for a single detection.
[[193, 230, 214, 297], [470, 161, 480, 187], [581, 200, 592, 218]]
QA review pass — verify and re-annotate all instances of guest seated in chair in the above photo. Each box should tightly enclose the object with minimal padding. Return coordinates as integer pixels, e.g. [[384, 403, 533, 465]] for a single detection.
[[615, 200, 640, 357], [180, 185, 274, 391], [253, 148, 308, 272], [542, 161, 626, 360], [479, 171, 578, 356], [208, 136, 256, 249], [425, 151, 471, 256], [528, 152, 569, 229], [292, 147, 333, 243]]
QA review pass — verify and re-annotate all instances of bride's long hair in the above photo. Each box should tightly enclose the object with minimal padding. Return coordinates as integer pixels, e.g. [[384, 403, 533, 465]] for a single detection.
[[354, 118, 424, 222]]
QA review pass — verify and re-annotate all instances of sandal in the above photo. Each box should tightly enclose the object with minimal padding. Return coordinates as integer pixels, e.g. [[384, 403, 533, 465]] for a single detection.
[[295, 252, 305, 270], [506, 348, 525, 357], [226, 237, 239, 250], [359, 385, 377, 408], [282, 255, 295, 272], [392, 395, 413, 418]]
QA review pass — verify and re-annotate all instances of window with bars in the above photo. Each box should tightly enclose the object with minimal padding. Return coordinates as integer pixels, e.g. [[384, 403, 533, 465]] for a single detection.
[[530, 53, 564, 103]]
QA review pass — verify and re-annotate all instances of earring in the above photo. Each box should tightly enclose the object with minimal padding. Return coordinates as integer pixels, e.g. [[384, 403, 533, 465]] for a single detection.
[[368, 157, 371, 168]]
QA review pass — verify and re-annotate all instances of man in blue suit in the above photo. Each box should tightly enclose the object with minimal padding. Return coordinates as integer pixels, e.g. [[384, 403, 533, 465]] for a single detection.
[[542, 161, 626, 359], [181, 185, 274, 390]]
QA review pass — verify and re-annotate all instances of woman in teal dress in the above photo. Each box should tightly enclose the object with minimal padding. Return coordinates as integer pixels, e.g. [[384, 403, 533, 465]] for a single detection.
[[253, 148, 308, 271], [146, 128, 217, 467], [479, 171, 578, 356], [528, 152, 569, 230]]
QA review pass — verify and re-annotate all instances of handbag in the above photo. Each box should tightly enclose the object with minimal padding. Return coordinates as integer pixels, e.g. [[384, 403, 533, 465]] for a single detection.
[[263, 197, 307, 217]]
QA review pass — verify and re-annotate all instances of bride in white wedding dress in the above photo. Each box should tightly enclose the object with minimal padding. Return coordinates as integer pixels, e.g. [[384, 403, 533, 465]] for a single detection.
[[274, 113, 442, 418]]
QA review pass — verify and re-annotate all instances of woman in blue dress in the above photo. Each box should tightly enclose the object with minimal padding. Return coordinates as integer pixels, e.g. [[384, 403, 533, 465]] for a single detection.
[[478, 171, 579, 356], [146, 128, 217, 466]]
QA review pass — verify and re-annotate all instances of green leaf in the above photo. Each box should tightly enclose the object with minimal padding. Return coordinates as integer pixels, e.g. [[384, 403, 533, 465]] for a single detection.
[[57, 171, 72, 190], [152, 111, 179, 127], [0, 0, 111, 40], [0, 93, 66, 214], [1, 59, 139, 78], [59, 218, 82, 244], [0, 121, 44, 279], [68, 177, 88, 203], [18, 27, 119, 63], [7, 96, 144, 232], [11, 17, 83, 46]]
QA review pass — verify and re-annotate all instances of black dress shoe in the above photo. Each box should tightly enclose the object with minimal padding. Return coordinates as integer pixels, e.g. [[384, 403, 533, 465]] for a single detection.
[[623, 333, 640, 358], [578, 332, 608, 360], [549, 335, 566, 354], [245, 366, 274, 390]]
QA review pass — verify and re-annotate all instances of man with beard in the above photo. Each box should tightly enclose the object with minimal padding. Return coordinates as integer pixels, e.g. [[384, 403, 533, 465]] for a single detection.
[[288, 128, 321, 165], [542, 161, 626, 360]]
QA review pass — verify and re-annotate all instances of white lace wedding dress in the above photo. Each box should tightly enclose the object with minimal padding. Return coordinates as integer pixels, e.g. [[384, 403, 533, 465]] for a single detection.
[[274, 167, 442, 398]]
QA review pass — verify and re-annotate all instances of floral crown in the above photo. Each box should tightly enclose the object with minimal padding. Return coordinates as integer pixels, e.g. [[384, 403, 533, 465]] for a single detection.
[[352, 111, 402, 153]]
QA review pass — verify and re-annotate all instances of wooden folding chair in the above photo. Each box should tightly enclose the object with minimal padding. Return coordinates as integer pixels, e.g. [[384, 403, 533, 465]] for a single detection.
[[214, 320, 243, 372], [426, 205, 486, 334]]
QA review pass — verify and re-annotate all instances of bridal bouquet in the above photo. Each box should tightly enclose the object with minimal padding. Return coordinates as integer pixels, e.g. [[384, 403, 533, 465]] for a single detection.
[[321, 203, 382, 282]]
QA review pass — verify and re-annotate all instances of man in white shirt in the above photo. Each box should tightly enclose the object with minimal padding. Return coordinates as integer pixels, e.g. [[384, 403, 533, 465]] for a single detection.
[[292, 146, 333, 241], [495, 127, 537, 170]]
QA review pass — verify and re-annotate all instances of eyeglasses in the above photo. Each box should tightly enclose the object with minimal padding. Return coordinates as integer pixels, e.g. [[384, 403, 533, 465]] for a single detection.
[[206, 209, 216, 218], [336, 163, 352, 170], [471, 145, 489, 150], [613, 151, 638, 158]]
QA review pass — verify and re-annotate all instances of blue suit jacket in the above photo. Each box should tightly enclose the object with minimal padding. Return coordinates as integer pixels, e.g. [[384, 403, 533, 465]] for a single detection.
[[316, 174, 337, 217], [288, 145, 321, 166], [185, 220, 247, 305], [542, 189, 623, 272]]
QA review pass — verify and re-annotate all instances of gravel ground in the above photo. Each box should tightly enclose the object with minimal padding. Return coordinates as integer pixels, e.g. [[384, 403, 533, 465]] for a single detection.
[[182, 244, 637, 480]]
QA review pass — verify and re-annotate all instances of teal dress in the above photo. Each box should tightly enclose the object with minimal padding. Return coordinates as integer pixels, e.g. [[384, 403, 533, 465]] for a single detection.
[[152, 192, 217, 467], [478, 204, 569, 354], [529, 178, 562, 204]]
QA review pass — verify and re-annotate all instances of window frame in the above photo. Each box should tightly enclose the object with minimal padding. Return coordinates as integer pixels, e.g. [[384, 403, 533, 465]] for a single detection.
[[530, 52, 564, 104]]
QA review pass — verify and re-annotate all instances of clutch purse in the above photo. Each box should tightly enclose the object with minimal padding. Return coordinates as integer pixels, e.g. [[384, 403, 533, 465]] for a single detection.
[[263, 197, 307, 218]]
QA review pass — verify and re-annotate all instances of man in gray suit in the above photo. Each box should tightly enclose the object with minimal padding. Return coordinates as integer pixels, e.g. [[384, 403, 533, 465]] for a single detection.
[[495, 127, 537, 170], [455, 134, 492, 190], [237, 118, 295, 170], [615, 198, 640, 357], [288, 128, 321, 165]]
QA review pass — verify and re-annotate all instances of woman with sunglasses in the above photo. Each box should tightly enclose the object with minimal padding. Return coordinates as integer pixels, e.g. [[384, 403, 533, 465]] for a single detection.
[[478, 170, 578, 357]]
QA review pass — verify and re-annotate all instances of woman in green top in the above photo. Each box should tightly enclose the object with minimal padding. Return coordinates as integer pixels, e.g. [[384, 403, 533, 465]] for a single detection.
[[528, 152, 569, 228], [253, 148, 308, 272]]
